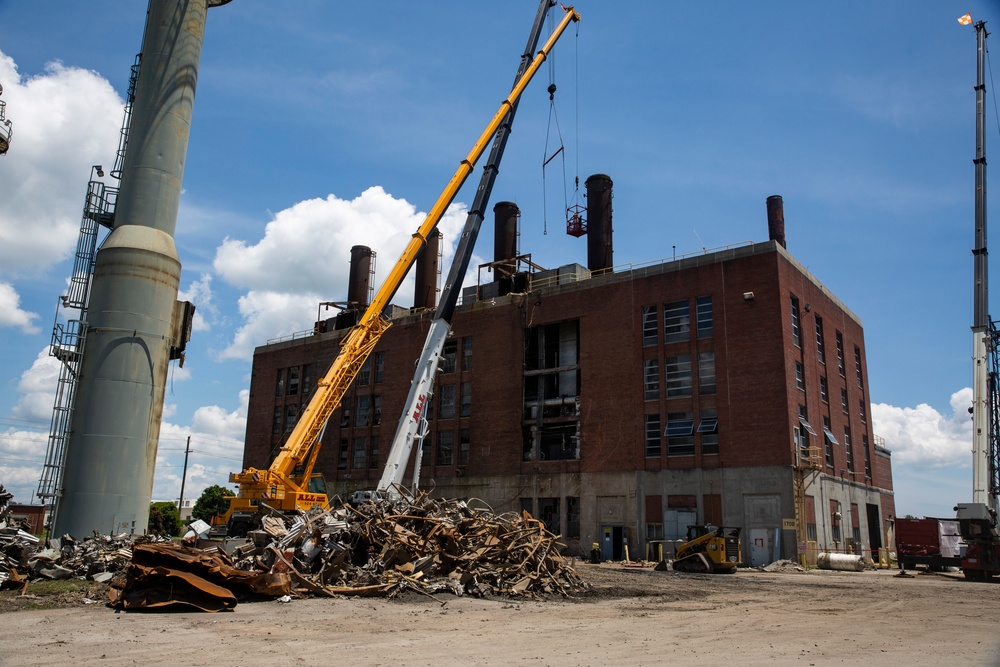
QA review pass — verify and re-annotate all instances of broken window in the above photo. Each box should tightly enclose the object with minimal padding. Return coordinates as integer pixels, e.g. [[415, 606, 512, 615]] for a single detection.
[[373, 395, 382, 425], [460, 382, 472, 417], [287, 366, 300, 395], [340, 403, 350, 428], [566, 497, 580, 539], [664, 300, 690, 343], [374, 351, 385, 383], [523, 320, 581, 461], [437, 431, 454, 466], [272, 406, 282, 435], [275, 368, 285, 397], [338, 439, 349, 469], [421, 437, 431, 466], [356, 395, 371, 427], [458, 429, 470, 465], [369, 435, 380, 469], [357, 357, 371, 386], [441, 340, 457, 374], [302, 364, 313, 396], [284, 405, 298, 433], [538, 497, 560, 535]]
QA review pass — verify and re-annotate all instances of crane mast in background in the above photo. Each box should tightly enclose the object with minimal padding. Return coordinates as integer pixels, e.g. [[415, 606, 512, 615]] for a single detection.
[[379, 0, 559, 494]]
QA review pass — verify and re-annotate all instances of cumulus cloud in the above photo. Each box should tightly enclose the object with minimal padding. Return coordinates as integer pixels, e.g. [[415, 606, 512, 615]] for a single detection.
[[872, 388, 973, 468], [178, 273, 215, 332], [214, 186, 468, 360], [0, 281, 40, 333], [0, 52, 122, 276], [11, 349, 60, 422]]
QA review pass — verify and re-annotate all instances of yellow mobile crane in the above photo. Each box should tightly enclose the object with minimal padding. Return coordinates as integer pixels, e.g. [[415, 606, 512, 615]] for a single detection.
[[215, 5, 580, 537]]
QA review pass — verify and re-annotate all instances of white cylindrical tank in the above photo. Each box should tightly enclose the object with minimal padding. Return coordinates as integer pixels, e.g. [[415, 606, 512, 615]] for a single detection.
[[817, 552, 865, 571]]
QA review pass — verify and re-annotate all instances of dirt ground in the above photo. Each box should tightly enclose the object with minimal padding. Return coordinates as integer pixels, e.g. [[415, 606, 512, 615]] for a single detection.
[[1, 563, 998, 667]]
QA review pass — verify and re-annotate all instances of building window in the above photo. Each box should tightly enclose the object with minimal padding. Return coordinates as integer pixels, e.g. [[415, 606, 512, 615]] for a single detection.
[[645, 414, 662, 457], [374, 351, 385, 383], [845, 427, 854, 472], [461, 337, 473, 371], [357, 357, 371, 386], [647, 522, 665, 540], [538, 497, 560, 535], [458, 429, 470, 465], [699, 409, 719, 455], [302, 364, 313, 396], [272, 407, 282, 435], [820, 376, 829, 403], [369, 435, 380, 469], [340, 403, 350, 428], [859, 399, 867, 423], [356, 395, 371, 427], [664, 300, 690, 343], [855, 345, 863, 388], [566, 497, 581, 539], [823, 417, 838, 467], [460, 382, 472, 417], [807, 523, 818, 541], [696, 296, 713, 339], [421, 437, 431, 466], [437, 431, 454, 465], [815, 316, 825, 365], [352, 436, 366, 469], [836, 332, 845, 376], [863, 434, 872, 478], [795, 362, 805, 390], [439, 384, 456, 419], [287, 366, 300, 395], [841, 388, 849, 413], [665, 412, 695, 456], [798, 405, 817, 463], [284, 405, 298, 433], [642, 305, 658, 346], [665, 355, 693, 397], [441, 340, 457, 374], [373, 394, 382, 425], [338, 439, 349, 469], [698, 351, 716, 395], [643, 359, 659, 400], [275, 368, 285, 397], [790, 295, 801, 347]]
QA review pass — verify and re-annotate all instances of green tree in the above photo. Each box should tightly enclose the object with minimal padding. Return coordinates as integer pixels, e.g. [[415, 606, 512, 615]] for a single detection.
[[148, 501, 181, 536], [192, 484, 235, 523]]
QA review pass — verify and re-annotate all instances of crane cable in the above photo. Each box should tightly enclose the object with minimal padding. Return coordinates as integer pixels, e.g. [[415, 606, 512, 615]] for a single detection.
[[541, 13, 579, 236]]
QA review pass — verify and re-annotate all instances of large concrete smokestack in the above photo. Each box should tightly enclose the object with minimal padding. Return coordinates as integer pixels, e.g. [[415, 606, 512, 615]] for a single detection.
[[347, 245, 374, 309], [414, 230, 441, 310], [766, 195, 786, 248], [54, 0, 228, 538], [493, 201, 519, 278], [585, 174, 613, 272]]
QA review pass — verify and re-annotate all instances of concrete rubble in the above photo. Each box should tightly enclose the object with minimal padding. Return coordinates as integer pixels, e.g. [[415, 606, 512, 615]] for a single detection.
[[1, 487, 588, 611]]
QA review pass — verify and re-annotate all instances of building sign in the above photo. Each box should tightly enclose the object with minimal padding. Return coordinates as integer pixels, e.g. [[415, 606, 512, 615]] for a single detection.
[[782, 518, 797, 530]]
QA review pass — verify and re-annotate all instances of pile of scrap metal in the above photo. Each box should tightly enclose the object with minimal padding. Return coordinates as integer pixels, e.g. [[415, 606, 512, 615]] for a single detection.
[[0, 485, 134, 591], [110, 491, 588, 611]]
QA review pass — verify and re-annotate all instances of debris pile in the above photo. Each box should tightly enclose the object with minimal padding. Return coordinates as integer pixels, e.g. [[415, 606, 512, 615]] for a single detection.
[[109, 492, 587, 610]]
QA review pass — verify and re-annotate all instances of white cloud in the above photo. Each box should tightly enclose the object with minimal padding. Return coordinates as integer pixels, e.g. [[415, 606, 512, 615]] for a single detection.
[[0, 281, 40, 333], [0, 52, 122, 277], [872, 388, 973, 469], [178, 273, 215, 332], [214, 186, 468, 360], [11, 349, 60, 423]]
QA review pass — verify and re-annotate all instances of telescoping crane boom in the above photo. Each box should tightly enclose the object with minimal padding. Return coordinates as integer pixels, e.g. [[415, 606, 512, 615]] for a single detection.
[[216, 5, 581, 535], [378, 0, 559, 495]]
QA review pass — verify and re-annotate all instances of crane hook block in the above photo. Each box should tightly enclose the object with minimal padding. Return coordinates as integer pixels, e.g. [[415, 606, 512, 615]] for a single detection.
[[547, 83, 557, 100]]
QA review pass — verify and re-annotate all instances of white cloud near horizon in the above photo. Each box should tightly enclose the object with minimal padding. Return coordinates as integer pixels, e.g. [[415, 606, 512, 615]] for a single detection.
[[213, 186, 470, 360], [871, 388, 974, 469]]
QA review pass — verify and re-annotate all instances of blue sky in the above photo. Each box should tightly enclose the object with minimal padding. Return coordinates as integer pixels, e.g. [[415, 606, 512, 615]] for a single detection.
[[0, 1, 997, 519]]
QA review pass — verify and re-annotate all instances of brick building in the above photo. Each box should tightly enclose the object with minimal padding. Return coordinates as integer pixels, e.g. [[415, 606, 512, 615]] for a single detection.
[[241, 184, 895, 565]]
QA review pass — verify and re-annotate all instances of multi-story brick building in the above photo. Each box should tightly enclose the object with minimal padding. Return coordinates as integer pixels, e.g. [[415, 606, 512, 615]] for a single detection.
[[241, 180, 895, 565]]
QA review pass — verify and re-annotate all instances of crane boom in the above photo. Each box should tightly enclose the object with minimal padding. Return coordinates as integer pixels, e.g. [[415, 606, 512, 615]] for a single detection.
[[221, 5, 581, 529], [379, 0, 560, 493]]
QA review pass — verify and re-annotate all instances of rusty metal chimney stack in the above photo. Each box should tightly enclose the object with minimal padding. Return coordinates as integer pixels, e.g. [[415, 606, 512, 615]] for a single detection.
[[493, 201, 519, 278], [766, 195, 786, 248], [347, 245, 373, 309], [414, 230, 442, 310], [585, 174, 613, 272]]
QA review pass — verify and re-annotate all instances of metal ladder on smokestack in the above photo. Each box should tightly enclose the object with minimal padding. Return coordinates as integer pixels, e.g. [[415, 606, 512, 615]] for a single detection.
[[36, 56, 140, 521]]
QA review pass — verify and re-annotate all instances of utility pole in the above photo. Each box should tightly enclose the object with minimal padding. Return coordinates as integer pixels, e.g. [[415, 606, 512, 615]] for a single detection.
[[178, 436, 191, 517]]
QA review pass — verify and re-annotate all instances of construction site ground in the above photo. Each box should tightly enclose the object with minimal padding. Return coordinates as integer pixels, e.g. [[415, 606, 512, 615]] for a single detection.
[[1, 562, 998, 667]]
